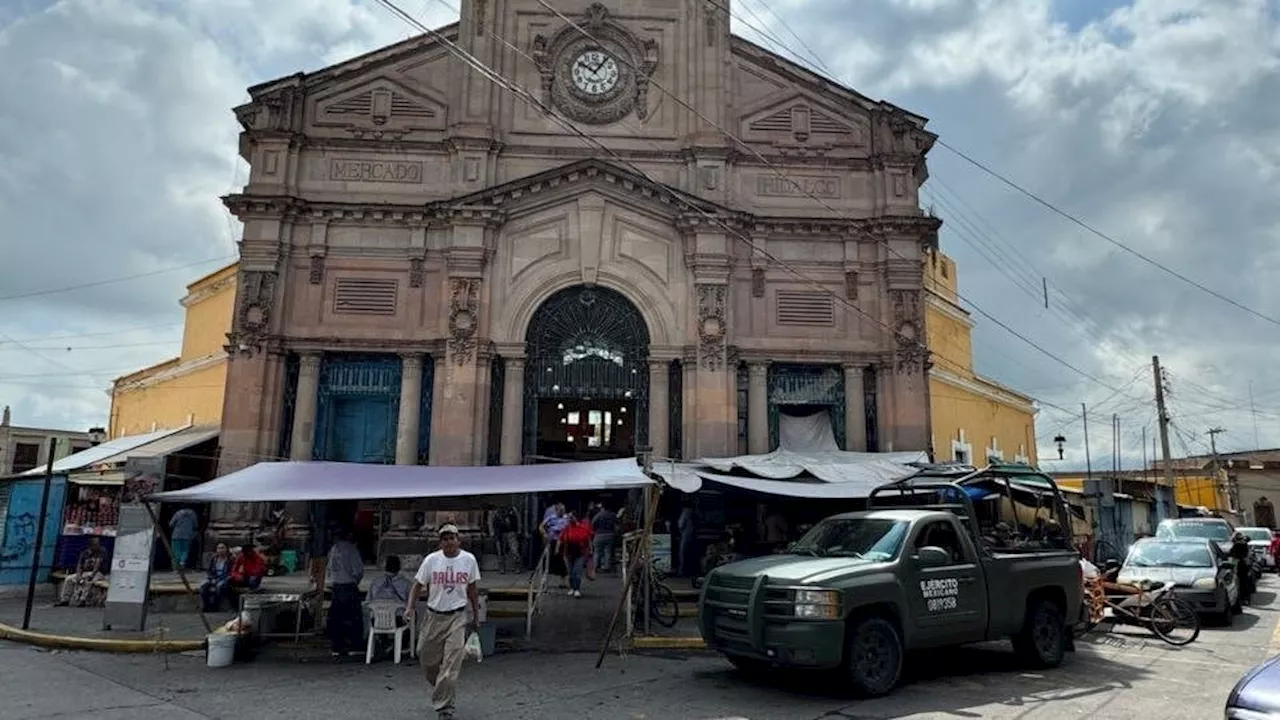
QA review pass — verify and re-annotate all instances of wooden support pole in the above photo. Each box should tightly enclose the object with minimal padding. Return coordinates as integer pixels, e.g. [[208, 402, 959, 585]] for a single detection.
[[144, 501, 212, 634]]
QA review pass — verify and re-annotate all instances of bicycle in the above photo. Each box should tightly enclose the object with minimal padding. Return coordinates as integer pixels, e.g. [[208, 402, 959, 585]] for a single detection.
[[631, 561, 679, 629], [1080, 572, 1200, 646]]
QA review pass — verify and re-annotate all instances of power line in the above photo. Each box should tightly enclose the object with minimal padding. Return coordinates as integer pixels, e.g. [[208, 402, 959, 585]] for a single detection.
[[524, 0, 1126, 395], [371, 0, 1127, 410], [935, 139, 1280, 328], [711, 0, 1280, 331], [0, 255, 235, 304]]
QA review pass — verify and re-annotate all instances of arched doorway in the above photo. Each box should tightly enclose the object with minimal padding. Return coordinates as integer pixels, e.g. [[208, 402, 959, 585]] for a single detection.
[[523, 285, 650, 461]]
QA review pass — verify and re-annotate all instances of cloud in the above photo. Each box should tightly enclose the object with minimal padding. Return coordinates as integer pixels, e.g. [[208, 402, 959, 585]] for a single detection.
[[1, 0, 1276, 474]]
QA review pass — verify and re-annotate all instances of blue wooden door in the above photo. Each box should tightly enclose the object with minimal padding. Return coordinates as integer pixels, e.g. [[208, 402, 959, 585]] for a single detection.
[[0, 478, 67, 585], [331, 397, 393, 464]]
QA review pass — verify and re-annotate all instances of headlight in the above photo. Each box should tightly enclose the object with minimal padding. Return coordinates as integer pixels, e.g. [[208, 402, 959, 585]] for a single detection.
[[1192, 577, 1218, 589], [794, 589, 841, 619]]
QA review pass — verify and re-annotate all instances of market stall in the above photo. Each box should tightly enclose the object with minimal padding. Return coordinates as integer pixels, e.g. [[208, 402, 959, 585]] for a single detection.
[[150, 456, 659, 658]]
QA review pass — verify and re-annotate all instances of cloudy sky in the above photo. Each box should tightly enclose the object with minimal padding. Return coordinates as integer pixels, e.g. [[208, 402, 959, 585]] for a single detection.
[[0, 0, 1276, 470]]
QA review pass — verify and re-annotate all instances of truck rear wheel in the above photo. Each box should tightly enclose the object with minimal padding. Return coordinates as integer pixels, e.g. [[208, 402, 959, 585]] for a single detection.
[[1013, 597, 1066, 669], [844, 616, 903, 697]]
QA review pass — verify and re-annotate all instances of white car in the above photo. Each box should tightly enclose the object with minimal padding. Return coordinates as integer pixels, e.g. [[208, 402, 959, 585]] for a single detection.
[[1237, 527, 1276, 568]]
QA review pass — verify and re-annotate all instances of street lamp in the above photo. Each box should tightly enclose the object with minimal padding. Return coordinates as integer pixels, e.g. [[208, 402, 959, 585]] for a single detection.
[[1053, 434, 1067, 460]]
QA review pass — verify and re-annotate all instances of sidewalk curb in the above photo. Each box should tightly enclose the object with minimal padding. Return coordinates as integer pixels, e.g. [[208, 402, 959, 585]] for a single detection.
[[0, 622, 205, 654], [630, 635, 707, 650]]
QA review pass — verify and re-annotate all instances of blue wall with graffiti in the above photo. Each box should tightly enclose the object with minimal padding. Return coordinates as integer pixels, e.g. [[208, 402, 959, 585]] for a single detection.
[[0, 477, 68, 585]]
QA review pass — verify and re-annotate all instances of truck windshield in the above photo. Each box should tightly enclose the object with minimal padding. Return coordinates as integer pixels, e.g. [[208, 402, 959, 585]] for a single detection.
[[1125, 542, 1215, 568], [790, 518, 909, 560]]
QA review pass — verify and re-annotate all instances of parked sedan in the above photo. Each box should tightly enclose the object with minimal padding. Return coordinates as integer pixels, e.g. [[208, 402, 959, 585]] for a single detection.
[[1227, 653, 1280, 719], [1156, 517, 1236, 555], [1116, 538, 1239, 625]]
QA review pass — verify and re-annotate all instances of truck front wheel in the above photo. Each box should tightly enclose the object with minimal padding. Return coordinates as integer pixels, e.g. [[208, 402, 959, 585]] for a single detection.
[[1013, 597, 1066, 668], [844, 616, 903, 697]]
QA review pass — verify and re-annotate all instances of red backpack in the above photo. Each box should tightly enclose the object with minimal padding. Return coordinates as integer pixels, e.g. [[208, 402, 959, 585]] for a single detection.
[[563, 521, 590, 547]]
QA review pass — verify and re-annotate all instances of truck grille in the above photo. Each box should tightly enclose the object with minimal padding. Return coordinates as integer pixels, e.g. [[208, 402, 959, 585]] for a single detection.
[[703, 574, 795, 651]]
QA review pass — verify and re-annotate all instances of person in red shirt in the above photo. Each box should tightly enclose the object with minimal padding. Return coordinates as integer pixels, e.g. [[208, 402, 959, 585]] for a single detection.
[[1269, 531, 1280, 572], [230, 544, 267, 591], [561, 511, 594, 598]]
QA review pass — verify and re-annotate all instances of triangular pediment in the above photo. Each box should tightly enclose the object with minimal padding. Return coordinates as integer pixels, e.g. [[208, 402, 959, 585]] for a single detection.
[[439, 159, 730, 220], [739, 92, 868, 146], [312, 75, 447, 134]]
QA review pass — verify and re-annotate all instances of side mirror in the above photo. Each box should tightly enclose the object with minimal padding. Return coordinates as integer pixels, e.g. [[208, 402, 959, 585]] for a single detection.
[[916, 546, 951, 568]]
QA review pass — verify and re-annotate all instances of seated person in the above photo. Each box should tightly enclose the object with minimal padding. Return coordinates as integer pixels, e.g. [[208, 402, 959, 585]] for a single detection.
[[365, 556, 412, 659], [57, 537, 107, 607], [200, 542, 234, 612], [367, 555, 412, 611], [230, 544, 267, 591]]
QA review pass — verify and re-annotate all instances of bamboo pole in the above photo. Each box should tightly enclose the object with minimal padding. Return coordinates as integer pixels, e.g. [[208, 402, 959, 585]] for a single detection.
[[595, 479, 663, 668], [144, 502, 212, 634]]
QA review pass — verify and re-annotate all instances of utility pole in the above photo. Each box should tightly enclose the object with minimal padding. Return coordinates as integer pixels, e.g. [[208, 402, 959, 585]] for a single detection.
[[1208, 426, 1236, 515], [1082, 403, 1093, 480], [1152, 356, 1177, 521]]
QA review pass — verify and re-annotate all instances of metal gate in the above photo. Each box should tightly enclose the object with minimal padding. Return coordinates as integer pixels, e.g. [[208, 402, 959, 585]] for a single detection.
[[522, 286, 651, 458]]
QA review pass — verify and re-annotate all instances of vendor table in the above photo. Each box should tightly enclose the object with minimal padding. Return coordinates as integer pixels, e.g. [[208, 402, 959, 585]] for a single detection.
[[239, 592, 318, 656]]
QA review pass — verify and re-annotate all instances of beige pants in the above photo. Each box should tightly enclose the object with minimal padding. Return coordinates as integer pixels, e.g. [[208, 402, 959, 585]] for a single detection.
[[417, 609, 467, 713]]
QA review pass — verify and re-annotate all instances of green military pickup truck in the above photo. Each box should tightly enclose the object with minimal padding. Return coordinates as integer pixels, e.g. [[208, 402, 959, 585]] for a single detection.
[[698, 464, 1082, 697]]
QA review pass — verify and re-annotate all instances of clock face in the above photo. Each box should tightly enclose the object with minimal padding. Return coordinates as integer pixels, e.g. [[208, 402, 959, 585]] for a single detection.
[[570, 49, 620, 97]]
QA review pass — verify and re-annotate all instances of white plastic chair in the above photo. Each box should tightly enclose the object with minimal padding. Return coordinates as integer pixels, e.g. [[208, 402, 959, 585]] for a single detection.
[[366, 602, 411, 665]]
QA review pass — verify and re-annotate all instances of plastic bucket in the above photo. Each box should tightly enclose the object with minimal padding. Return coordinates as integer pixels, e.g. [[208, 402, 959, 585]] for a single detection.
[[206, 632, 237, 668]]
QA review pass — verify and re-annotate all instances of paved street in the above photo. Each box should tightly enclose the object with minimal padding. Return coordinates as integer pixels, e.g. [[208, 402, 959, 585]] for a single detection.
[[4, 580, 1279, 719]]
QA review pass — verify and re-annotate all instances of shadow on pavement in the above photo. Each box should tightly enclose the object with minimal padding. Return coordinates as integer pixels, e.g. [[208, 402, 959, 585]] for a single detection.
[[687, 641, 1150, 717]]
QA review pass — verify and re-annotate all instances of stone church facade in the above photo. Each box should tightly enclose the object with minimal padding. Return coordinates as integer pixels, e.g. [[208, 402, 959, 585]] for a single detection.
[[217, 0, 941, 479]]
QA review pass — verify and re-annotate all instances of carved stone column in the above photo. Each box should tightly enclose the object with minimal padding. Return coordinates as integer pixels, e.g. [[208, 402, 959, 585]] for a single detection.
[[395, 354, 424, 465], [648, 360, 670, 460], [747, 362, 769, 455], [434, 277, 485, 465], [843, 363, 867, 452], [290, 352, 322, 461], [691, 283, 735, 458], [500, 357, 525, 465]]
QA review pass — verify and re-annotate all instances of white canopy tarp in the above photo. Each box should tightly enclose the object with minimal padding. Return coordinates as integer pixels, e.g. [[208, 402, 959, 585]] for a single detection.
[[150, 457, 653, 503], [653, 410, 926, 497]]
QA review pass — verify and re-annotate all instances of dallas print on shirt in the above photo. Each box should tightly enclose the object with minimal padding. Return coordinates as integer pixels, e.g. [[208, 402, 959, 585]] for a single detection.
[[416, 550, 481, 610]]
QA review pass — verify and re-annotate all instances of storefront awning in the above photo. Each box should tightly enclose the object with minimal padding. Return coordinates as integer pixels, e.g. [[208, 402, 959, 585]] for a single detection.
[[67, 472, 126, 486], [11, 427, 188, 479], [150, 457, 654, 503], [85, 425, 220, 468]]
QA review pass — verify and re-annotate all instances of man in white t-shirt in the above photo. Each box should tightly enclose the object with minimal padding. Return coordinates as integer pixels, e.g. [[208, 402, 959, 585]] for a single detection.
[[405, 524, 481, 720]]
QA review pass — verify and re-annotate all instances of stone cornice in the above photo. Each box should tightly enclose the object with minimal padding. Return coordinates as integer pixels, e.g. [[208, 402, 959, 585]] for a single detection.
[[180, 274, 237, 308], [730, 346, 883, 366], [112, 351, 228, 393], [930, 365, 1037, 414], [925, 289, 974, 328], [273, 336, 446, 356]]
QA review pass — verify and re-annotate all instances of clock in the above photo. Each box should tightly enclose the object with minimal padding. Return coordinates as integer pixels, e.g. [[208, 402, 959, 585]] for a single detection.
[[570, 49, 620, 97], [531, 3, 660, 125]]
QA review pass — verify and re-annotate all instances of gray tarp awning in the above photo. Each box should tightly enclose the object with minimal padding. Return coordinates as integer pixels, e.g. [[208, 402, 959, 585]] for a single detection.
[[151, 457, 654, 503]]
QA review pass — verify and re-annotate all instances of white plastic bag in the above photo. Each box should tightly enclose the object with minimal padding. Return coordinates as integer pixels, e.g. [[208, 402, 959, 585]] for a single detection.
[[464, 631, 483, 663]]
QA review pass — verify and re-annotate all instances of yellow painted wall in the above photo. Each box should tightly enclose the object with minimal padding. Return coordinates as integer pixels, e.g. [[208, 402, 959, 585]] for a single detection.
[[925, 250, 1038, 464], [1055, 472, 1230, 511], [109, 264, 237, 438]]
